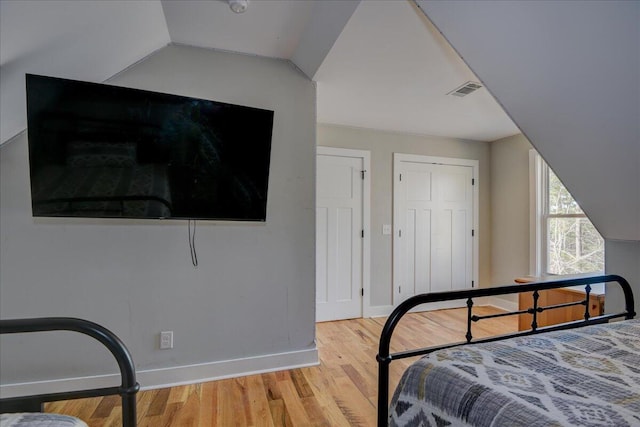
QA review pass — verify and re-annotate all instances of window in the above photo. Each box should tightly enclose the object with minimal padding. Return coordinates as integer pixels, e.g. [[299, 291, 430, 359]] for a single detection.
[[530, 151, 604, 276]]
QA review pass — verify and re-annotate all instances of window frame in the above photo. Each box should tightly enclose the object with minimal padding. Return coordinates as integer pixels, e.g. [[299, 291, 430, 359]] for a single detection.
[[529, 150, 604, 276]]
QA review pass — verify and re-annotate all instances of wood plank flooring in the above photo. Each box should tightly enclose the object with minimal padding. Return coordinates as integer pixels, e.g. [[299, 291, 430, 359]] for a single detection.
[[45, 306, 516, 426]]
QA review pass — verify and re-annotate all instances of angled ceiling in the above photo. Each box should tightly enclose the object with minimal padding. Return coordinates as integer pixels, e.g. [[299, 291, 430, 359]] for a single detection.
[[314, 0, 518, 141], [0, 0, 518, 146], [418, 0, 639, 241], [0, 0, 170, 144], [161, 0, 315, 59]]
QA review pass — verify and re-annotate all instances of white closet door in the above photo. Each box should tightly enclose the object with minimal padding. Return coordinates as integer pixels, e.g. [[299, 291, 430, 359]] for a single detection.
[[394, 154, 476, 305]]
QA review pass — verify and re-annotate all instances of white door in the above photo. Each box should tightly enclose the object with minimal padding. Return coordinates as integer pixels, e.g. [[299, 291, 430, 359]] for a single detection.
[[394, 154, 477, 305], [316, 148, 368, 322]]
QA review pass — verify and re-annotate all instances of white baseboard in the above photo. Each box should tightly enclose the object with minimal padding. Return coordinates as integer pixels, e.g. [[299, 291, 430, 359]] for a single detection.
[[365, 304, 394, 318], [139, 347, 318, 391], [0, 347, 319, 399]]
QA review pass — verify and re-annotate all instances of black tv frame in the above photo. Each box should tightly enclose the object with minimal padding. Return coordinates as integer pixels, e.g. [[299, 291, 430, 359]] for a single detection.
[[26, 74, 274, 221]]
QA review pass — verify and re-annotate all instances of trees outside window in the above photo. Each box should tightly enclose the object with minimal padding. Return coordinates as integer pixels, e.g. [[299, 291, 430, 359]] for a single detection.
[[531, 152, 604, 276]]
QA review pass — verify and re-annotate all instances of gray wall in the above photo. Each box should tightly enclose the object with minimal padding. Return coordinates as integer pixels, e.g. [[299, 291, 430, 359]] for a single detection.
[[490, 134, 533, 285], [489, 134, 640, 314], [419, 0, 640, 242], [419, 1, 640, 313], [317, 123, 492, 307], [605, 241, 640, 314], [0, 45, 317, 386]]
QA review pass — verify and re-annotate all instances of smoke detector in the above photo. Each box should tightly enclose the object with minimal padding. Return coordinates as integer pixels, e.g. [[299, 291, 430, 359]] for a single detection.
[[448, 81, 483, 97], [228, 0, 248, 14]]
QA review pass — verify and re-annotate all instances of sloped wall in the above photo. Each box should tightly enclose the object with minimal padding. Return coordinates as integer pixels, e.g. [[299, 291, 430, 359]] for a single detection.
[[418, 0, 640, 313], [0, 45, 317, 392], [0, 0, 170, 145], [418, 0, 639, 242]]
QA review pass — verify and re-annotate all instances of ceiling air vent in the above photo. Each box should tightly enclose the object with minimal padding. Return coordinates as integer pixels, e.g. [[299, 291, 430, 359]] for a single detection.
[[448, 81, 483, 97]]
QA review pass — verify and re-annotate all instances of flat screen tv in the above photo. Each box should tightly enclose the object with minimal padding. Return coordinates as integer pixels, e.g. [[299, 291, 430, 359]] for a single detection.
[[26, 74, 274, 221]]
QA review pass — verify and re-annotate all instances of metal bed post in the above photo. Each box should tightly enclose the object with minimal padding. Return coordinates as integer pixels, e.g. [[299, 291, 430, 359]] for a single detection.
[[0, 317, 139, 427], [465, 298, 474, 342], [583, 283, 592, 320], [531, 290, 539, 330]]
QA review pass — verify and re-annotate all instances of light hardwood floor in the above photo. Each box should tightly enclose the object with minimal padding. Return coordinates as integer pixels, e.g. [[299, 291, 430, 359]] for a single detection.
[[46, 306, 517, 426]]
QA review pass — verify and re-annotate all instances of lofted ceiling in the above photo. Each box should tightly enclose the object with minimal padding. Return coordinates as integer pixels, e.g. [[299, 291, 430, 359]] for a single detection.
[[0, 0, 519, 145]]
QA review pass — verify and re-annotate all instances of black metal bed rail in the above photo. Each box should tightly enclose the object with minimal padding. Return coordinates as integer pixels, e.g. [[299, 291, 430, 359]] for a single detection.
[[0, 317, 139, 427], [376, 274, 635, 427]]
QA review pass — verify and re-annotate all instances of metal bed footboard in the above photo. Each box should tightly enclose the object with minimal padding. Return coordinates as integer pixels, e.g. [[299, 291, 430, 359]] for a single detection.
[[0, 317, 139, 427], [376, 274, 635, 427]]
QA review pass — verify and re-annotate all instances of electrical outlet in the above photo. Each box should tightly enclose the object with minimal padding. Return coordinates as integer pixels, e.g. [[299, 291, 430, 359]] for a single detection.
[[160, 331, 173, 349]]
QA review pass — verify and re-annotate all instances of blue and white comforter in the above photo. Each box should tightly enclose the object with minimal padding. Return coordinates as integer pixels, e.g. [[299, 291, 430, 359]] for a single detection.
[[390, 319, 640, 427]]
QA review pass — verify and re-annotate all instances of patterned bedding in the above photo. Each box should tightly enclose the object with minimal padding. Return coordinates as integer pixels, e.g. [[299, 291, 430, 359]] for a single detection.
[[32, 164, 172, 218], [0, 413, 87, 427], [389, 319, 640, 427]]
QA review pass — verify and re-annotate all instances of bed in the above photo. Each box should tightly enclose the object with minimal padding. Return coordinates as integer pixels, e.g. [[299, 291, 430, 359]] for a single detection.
[[1, 412, 88, 427], [0, 318, 139, 427], [377, 274, 637, 427]]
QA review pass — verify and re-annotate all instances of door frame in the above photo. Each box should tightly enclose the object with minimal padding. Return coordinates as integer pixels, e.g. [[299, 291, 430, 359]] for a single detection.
[[393, 153, 479, 307], [316, 146, 372, 319]]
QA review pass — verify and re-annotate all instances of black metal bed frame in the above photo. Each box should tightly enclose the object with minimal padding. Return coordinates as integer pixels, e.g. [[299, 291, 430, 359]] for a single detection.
[[0, 317, 139, 427], [376, 274, 636, 426]]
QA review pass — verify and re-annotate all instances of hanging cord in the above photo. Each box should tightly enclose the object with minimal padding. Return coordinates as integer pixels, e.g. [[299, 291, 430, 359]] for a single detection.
[[188, 219, 198, 267]]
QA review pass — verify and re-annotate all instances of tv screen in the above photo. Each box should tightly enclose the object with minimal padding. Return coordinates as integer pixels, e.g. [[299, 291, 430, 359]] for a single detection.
[[26, 74, 274, 221]]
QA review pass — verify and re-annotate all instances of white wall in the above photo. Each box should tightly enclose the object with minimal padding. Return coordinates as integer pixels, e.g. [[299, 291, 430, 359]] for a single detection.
[[317, 123, 491, 308], [0, 44, 317, 393]]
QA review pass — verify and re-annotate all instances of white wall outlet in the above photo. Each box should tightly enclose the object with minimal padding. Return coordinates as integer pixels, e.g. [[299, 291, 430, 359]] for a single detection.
[[160, 331, 173, 349]]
